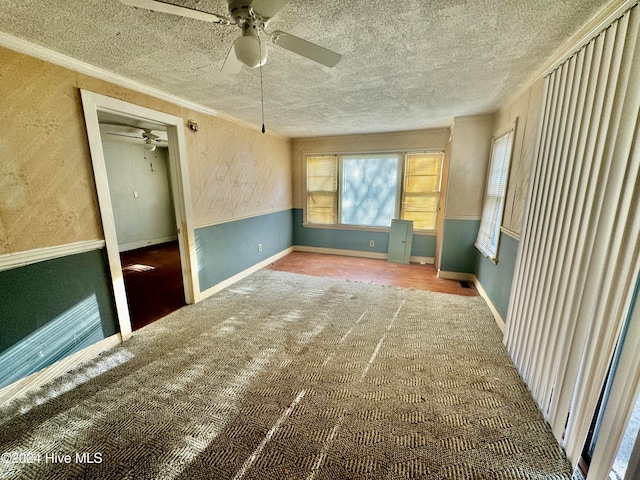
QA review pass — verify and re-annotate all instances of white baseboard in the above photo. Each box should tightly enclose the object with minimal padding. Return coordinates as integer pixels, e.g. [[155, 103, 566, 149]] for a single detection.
[[294, 245, 387, 260], [437, 270, 505, 332], [437, 270, 475, 281], [412, 256, 435, 265], [118, 235, 178, 252], [0, 333, 122, 407], [472, 278, 506, 333], [293, 246, 434, 265], [199, 247, 295, 300]]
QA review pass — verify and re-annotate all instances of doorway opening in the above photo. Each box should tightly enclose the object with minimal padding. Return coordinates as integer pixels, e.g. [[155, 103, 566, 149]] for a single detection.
[[98, 114, 186, 330], [81, 90, 200, 339]]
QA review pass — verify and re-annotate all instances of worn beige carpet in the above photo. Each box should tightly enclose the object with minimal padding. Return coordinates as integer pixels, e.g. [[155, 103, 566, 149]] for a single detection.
[[0, 270, 572, 479]]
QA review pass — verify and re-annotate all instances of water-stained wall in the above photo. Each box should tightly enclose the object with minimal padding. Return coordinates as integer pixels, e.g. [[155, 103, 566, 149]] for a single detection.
[[0, 47, 293, 254], [0, 45, 293, 390]]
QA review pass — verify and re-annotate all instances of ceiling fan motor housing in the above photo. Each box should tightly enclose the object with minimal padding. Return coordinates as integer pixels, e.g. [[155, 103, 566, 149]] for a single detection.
[[227, 1, 268, 68]]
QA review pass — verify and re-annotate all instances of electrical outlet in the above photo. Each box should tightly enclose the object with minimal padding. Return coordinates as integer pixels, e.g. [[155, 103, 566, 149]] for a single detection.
[[369, 240, 375, 247], [258, 244, 263, 252]]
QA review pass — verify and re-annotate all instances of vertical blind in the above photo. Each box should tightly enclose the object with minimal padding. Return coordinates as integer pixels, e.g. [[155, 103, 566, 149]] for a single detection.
[[504, 3, 640, 466], [475, 130, 514, 261]]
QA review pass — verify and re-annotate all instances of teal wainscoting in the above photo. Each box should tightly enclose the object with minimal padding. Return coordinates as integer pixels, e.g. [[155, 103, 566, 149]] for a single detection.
[[292, 209, 435, 258], [439, 218, 481, 273], [475, 232, 519, 320], [196, 209, 294, 291], [0, 248, 119, 389]]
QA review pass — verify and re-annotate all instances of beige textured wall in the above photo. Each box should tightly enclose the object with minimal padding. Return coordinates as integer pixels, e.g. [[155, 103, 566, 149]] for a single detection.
[[0, 46, 292, 255], [0, 49, 102, 254], [185, 111, 292, 228], [445, 115, 494, 219], [290, 128, 451, 208], [493, 78, 544, 235]]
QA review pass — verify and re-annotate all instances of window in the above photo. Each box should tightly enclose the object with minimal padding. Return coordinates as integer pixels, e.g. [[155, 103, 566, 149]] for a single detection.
[[307, 155, 337, 224], [401, 152, 443, 230], [475, 129, 514, 261], [305, 151, 444, 230], [341, 154, 400, 227]]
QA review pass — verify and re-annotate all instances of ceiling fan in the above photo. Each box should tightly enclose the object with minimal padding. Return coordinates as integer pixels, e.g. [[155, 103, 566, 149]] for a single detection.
[[103, 125, 168, 151], [119, 0, 342, 73]]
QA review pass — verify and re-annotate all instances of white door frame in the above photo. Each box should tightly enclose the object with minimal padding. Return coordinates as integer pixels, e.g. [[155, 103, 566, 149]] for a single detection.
[[81, 90, 200, 340]]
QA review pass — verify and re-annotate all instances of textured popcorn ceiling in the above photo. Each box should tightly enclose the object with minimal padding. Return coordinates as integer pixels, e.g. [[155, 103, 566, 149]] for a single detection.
[[0, 0, 612, 137]]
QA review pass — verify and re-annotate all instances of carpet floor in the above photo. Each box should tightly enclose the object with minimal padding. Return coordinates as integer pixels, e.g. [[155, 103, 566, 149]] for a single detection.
[[0, 270, 572, 479]]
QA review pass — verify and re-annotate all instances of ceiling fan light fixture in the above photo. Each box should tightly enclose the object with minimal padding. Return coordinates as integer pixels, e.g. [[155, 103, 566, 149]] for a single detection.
[[144, 142, 157, 152], [233, 35, 268, 68]]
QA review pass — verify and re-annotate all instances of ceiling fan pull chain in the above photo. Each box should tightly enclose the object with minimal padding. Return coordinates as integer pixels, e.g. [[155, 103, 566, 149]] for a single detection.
[[259, 33, 266, 134]]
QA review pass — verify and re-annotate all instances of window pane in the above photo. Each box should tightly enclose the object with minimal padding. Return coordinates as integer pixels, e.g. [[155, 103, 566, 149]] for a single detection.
[[307, 155, 337, 225], [405, 174, 440, 193], [476, 131, 513, 260], [308, 193, 337, 224], [401, 152, 443, 231], [341, 155, 399, 227]]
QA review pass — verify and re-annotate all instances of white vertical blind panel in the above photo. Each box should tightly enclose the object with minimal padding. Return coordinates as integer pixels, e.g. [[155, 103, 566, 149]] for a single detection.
[[518, 58, 570, 391], [550, 14, 629, 441], [538, 41, 600, 409], [546, 27, 612, 427], [527, 56, 578, 402], [509, 71, 559, 371], [530, 51, 585, 404], [535, 47, 590, 406], [506, 73, 555, 370], [504, 76, 550, 368], [563, 9, 640, 462], [540, 35, 608, 415], [504, 5, 640, 463]]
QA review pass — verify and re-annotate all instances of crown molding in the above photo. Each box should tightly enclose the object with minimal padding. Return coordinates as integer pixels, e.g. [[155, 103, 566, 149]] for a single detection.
[[0, 32, 287, 139], [505, 0, 638, 108]]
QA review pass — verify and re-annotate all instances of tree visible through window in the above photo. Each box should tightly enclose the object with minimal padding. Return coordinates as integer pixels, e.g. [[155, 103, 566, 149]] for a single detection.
[[341, 154, 399, 227], [306, 151, 444, 230]]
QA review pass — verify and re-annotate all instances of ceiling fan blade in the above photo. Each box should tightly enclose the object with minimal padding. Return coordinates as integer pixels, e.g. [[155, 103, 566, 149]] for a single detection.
[[251, 0, 290, 19], [221, 43, 243, 74], [271, 31, 341, 67], [119, 0, 230, 24], [107, 132, 143, 139]]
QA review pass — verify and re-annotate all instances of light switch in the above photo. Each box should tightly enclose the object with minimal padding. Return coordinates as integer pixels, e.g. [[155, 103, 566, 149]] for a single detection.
[[133, 191, 139, 198]]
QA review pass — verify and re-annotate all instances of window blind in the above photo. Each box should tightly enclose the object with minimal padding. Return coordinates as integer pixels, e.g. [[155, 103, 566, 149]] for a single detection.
[[475, 131, 513, 261], [504, 3, 640, 468], [401, 152, 443, 230], [306, 151, 444, 229], [307, 155, 337, 224]]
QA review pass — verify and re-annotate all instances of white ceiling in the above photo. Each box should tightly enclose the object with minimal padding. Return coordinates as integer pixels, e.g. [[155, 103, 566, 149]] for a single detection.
[[0, 0, 613, 138]]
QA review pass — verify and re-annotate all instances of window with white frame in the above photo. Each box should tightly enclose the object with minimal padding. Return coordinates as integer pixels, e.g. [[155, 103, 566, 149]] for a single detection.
[[307, 155, 338, 225], [306, 151, 444, 230], [475, 129, 514, 261]]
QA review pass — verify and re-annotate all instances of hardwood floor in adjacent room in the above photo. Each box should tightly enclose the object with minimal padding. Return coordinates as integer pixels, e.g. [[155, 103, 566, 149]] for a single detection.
[[266, 251, 478, 296], [120, 241, 186, 330]]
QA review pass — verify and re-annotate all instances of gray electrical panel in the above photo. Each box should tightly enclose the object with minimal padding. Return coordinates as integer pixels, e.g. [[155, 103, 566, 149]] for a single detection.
[[388, 219, 413, 264]]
